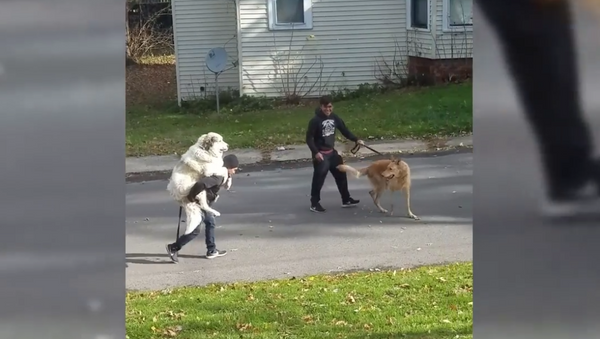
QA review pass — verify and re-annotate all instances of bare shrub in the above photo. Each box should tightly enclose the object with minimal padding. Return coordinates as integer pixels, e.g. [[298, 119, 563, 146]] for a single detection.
[[126, 3, 174, 64], [374, 29, 472, 87], [373, 32, 431, 88], [269, 29, 332, 104], [373, 37, 411, 88]]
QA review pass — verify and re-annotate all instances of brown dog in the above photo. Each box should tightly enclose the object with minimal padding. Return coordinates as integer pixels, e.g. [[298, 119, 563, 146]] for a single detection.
[[337, 157, 419, 220]]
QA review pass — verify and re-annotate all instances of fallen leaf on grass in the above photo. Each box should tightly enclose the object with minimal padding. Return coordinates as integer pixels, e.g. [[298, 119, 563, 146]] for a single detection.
[[236, 323, 253, 331], [333, 320, 348, 326], [302, 315, 315, 323], [346, 294, 356, 304], [163, 325, 183, 337], [165, 310, 186, 320]]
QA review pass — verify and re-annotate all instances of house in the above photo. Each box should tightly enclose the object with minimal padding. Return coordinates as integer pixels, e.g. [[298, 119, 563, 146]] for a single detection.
[[171, 0, 472, 104]]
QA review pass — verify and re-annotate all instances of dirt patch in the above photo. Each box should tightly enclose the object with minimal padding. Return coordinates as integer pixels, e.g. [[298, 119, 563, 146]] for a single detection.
[[126, 64, 177, 106]]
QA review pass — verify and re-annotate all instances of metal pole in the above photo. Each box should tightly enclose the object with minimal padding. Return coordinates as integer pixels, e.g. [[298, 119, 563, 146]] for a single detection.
[[215, 72, 220, 114]]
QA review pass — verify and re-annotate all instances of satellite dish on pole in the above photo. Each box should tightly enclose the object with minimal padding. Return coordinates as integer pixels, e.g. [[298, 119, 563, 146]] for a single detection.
[[206, 47, 228, 73], [205, 47, 229, 113]]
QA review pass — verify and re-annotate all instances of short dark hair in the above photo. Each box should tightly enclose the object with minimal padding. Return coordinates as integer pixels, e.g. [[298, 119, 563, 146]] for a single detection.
[[319, 95, 332, 107]]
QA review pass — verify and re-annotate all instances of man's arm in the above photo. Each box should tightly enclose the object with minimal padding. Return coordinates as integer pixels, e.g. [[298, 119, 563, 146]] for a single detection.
[[305, 118, 320, 155], [186, 175, 225, 203], [334, 115, 358, 142]]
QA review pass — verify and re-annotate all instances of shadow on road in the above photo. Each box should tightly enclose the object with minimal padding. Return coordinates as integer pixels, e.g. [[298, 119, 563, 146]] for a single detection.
[[126, 253, 204, 265]]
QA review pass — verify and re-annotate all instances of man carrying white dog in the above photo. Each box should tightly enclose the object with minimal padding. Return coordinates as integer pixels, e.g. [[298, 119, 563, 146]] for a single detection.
[[165, 132, 234, 263], [166, 154, 239, 263]]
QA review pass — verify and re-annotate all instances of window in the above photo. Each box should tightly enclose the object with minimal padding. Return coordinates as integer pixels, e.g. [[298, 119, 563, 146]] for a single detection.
[[446, 0, 473, 29], [407, 0, 429, 30], [268, 0, 313, 30]]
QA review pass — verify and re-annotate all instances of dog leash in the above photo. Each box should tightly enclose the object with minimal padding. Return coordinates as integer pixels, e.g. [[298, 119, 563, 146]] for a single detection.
[[175, 206, 183, 241], [350, 142, 384, 156]]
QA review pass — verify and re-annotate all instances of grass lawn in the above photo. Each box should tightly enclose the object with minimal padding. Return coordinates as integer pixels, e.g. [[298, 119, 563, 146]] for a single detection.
[[126, 82, 472, 157], [126, 262, 473, 339]]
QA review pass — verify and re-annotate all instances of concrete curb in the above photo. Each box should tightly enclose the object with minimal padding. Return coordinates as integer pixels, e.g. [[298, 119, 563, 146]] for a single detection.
[[125, 135, 472, 175]]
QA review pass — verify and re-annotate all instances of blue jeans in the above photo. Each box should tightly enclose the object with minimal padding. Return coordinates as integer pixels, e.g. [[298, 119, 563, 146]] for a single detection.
[[171, 211, 216, 252]]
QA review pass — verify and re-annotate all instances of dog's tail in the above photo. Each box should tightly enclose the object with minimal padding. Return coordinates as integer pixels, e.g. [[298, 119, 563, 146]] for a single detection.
[[337, 164, 368, 179]]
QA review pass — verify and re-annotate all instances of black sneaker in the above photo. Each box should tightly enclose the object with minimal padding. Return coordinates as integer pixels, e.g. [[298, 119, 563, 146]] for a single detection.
[[165, 244, 179, 263], [542, 160, 600, 219], [342, 198, 360, 208], [310, 203, 326, 213], [206, 249, 227, 259]]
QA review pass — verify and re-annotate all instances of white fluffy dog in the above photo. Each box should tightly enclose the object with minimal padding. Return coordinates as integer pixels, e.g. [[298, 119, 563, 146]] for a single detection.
[[166, 132, 231, 235]]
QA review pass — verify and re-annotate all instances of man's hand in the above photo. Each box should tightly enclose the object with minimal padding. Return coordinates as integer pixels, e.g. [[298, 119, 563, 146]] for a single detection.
[[356, 139, 365, 146], [315, 152, 324, 162]]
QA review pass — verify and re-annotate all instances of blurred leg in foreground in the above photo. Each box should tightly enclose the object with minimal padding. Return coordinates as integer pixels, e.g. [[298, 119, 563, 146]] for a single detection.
[[478, 0, 600, 217]]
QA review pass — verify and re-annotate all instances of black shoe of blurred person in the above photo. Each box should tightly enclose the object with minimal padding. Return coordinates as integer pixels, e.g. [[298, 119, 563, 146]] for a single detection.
[[541, 159, 600, 219]]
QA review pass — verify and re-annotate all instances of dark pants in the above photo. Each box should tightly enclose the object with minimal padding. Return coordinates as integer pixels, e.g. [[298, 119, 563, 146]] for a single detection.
[[310, 150, 350, 205], [478, 0, 594, 198], [171, 210, 216, 252]]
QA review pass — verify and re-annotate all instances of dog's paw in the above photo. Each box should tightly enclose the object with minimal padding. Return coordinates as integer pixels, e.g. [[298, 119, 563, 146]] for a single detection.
[[409, 214, 420, 220], [379, 209, 388, 214]]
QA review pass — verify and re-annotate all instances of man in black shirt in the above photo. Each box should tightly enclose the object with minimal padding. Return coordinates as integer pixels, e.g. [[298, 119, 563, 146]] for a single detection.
[[479, 0, 600, 217], [165, 154, 239, 263], [306, 95, 364, 212]]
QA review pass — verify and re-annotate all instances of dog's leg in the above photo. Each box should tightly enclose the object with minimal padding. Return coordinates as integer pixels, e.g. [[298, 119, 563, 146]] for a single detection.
[[196, 191, 221, 217], [225, 176, 232, 190], [404, 186, 419, 220], [389, 190, 395, 216], [370, 188, 388, 213]]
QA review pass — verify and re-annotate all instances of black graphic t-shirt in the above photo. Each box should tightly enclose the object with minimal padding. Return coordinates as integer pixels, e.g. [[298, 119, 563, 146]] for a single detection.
[[306, 108, 358, 155]]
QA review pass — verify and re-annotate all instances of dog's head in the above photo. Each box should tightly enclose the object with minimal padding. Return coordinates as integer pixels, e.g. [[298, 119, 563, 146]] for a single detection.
[[382, 157, 403, 180], [197, 132, 229, 156]]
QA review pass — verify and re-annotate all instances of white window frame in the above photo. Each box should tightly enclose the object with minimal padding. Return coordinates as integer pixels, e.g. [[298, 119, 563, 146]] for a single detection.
[[406, 0, 430, 32], [442, 0, 473, 32], [267, 0, 313, 31]]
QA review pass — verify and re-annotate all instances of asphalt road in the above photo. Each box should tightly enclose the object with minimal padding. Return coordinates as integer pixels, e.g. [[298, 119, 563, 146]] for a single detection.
[[126, 152, 473, 290]]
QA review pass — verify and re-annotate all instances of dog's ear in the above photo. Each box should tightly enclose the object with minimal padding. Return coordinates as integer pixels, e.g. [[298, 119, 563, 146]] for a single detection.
[[198, 133, 215, 149], [393, 158, 401, 164], [205, 132, 223, 145], [196, 134, 208, 146], [203, 138, 215, 150]]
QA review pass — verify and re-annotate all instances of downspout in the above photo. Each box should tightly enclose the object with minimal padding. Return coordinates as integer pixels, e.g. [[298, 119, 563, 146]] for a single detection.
[[430, 0, 437, 59], [171, 0, 183, 106], [234, 0, 244, 97]]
